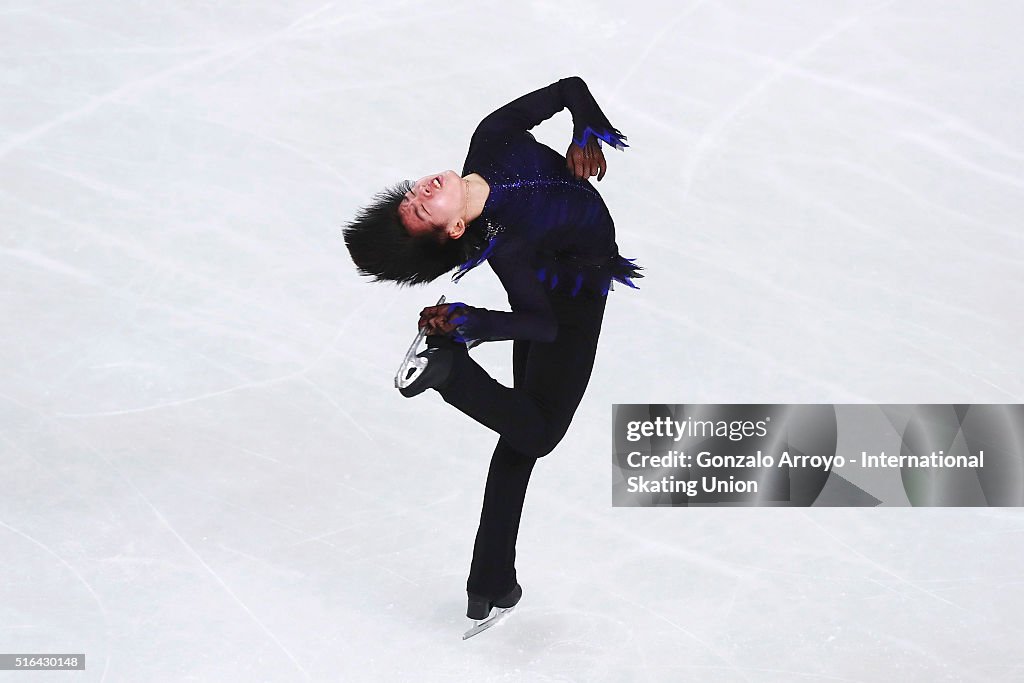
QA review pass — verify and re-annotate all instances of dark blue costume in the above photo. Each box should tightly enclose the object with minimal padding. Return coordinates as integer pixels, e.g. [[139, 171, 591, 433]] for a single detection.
[[447, 75, 641, 343], [433, 76, 642, 603]]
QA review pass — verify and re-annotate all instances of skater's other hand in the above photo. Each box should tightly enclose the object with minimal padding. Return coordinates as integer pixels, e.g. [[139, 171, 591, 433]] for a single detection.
[[418, 303, 465, 335], [566, 137, 607, 182]]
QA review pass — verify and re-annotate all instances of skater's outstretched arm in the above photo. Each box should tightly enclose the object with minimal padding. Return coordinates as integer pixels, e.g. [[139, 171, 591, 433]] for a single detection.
[[455, 248, 557, 343], [420, 246, 557, 344], [472, 76, 628, 152]]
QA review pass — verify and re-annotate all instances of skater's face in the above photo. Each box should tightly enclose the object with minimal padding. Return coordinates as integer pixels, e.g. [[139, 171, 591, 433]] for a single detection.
[[399, 170, 465, 243]]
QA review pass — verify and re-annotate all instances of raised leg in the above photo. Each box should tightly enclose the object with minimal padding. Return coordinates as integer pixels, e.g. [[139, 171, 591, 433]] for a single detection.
[[437, 293, 607, 458]]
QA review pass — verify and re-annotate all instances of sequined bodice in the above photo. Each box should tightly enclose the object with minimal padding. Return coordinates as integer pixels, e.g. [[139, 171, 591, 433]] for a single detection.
[[466, 142, 617, 262]]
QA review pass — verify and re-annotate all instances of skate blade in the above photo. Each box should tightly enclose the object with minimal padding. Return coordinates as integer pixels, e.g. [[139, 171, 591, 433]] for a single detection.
[[394, 295, 445, 389], [395, 356, 428, 389], [461, 606, 514, 640]]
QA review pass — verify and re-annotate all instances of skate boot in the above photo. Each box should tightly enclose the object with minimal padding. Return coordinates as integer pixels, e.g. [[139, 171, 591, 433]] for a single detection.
[[466, 582, 522, 620], [397, 335, 458, 398]]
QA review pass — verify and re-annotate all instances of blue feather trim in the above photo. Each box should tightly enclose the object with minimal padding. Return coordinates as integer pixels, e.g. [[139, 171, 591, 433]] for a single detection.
[[451, 236, 501, 283], [573, 126, 630, 151], [530, 250, 644, 299]]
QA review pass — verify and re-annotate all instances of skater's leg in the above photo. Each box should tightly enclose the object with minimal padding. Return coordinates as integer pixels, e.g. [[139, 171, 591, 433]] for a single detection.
[[466, 339, 533, 598], [517, 293, 607, 448], [466, 437, 537, 598], [437, 293, 607, 458], [435, 350, 546, 455], [466, 294, 608, 600]]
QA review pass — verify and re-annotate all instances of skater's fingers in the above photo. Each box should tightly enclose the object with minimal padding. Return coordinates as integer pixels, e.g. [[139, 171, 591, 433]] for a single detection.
[[419, 306, 445, 331], [566, 144, 583, 180], [592, 146, 606, 180], [423, 319, 455, 335], [426, 312, 455, 333], [586, 138, 602, 178], [420, 305, 448, 325]]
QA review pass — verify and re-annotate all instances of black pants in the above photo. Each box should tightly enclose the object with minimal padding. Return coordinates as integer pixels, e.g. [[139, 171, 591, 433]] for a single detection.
[[436, 290, 608, 599]]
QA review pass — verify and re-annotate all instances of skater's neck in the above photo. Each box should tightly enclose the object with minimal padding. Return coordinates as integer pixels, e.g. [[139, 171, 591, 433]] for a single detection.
[[462, 173, 490, 225]]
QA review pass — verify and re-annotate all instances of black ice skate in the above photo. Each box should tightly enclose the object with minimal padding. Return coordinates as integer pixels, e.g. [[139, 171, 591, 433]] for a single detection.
[[395, 295, 451, 397], [396, 336, 455, 398], [463, 583, 522, 640]]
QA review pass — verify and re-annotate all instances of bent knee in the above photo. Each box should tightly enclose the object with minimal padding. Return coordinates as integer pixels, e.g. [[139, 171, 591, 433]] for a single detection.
[[521, 424, 571, 459]]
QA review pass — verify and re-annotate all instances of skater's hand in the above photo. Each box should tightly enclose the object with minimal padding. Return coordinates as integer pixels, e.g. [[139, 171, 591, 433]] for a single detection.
[[418, 303, 467, 336], [566, 136, 607, 181]]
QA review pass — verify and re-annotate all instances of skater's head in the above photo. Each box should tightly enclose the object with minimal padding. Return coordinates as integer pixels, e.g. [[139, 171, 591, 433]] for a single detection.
[[342, 175, 480, 286], [398, 171, 470, 243]]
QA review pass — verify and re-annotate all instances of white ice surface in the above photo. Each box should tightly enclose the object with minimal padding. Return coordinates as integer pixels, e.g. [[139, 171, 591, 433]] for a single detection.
[[2, 1, 1023, 681]]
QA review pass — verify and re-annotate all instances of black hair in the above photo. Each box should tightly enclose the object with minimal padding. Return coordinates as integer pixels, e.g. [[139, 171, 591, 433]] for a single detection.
[[341, 179, 484, 287]]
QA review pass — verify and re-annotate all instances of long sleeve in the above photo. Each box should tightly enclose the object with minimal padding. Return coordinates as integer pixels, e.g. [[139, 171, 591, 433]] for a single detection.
[[451, 244, 557, 344], [472, 76, 628, 151]]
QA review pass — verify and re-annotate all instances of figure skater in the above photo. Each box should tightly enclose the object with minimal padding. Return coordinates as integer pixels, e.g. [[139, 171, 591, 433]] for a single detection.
[[342, 75, 642, 626]]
